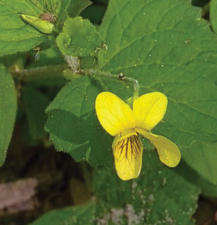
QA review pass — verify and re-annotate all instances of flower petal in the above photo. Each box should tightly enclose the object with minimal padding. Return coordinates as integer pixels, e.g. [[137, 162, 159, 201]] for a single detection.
[[95, 92, 136, 136], [137, 128, 181, 167], [112, 134, 143, 180], [133, 92, 168, 130]]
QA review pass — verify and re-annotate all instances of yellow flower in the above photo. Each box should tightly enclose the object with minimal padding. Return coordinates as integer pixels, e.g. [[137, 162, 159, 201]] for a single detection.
[[95, 92, 181, 181]]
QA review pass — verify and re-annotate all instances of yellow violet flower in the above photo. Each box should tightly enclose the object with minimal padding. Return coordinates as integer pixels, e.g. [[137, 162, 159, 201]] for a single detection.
[[95, 92, 181, 181]]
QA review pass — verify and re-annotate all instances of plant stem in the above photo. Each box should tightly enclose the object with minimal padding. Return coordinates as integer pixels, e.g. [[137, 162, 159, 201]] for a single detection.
[[10, 63, 140, 99], [10, 64, 68, 82], [81, 69, 140, 98]]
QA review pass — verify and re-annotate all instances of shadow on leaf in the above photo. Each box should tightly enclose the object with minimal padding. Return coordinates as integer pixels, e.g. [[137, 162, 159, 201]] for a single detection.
[[46, 109, 113, 167]]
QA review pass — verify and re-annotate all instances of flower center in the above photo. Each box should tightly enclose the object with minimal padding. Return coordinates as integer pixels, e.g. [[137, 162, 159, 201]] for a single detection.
[[114, 135, 142, 161]]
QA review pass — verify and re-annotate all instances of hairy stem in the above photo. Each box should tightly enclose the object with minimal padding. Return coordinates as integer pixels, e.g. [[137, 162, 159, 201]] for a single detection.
[[81, 69, 140, 98], [10, 62, 140, 99], [10, 64, 68, 82]]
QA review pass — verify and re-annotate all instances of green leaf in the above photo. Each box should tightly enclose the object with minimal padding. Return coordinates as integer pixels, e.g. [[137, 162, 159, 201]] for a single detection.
[[30, 203, 97, 225], [22, 87, 50, 140], [92, 166, 132, 207], [179, 141, 217, 197], [0, 65, 17, 165], [45, 75, 133, 168], [182, 141, 217, 185], [98, 0, 217, 147], [0, 0, 49, 56], [210, 0, 217, 34], [92, 150, 200, 225], [56, 16, 104, 56]]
